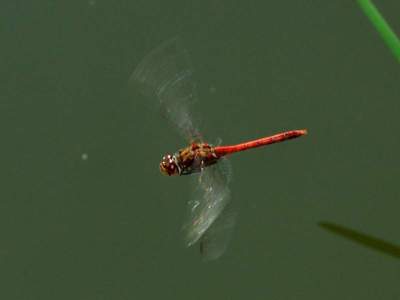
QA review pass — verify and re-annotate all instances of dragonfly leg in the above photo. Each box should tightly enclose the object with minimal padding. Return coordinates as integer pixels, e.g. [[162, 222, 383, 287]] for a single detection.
[[200, 159, 206, 171], [198, 160, 206, 184]]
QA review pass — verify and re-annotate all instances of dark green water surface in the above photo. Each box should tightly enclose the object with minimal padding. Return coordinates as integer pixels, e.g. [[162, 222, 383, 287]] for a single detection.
[[1, 1, 399, 299]]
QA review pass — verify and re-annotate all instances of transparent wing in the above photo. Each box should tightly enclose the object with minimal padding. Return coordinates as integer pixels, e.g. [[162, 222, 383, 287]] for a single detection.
[[183, 157, 233, 247], [199, 203, 237, 261], [129, 37, 201, 142]]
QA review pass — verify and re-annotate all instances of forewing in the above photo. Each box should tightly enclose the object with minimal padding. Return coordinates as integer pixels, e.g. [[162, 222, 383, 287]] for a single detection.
[[183, 158, 232, 247], [130, 37, 201, 142]]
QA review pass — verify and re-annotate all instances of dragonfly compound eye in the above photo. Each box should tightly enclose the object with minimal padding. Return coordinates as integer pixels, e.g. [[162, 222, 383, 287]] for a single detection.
[[159, 154, 179, 176]]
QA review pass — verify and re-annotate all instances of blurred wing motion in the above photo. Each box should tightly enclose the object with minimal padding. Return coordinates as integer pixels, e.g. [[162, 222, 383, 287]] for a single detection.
[[131, 38, 236, 260], [130, 37, 201, 142], [183, 158, 234, 259], [200, 203, 237, 261]]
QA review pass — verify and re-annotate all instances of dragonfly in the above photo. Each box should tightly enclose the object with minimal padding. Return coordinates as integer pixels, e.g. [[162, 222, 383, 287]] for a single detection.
[[130, 38, 307, 260]]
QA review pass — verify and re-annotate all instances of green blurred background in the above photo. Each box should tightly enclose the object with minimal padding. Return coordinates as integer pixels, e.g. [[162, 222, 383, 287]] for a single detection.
[[1, 1, 399, 299]]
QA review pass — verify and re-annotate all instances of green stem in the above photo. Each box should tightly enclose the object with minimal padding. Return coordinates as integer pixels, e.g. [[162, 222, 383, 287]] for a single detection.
[[357, 0, 400, 63]]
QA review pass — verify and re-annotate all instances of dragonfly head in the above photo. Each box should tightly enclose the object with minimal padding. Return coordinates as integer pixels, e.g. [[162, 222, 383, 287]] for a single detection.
[[160, 154, 180, 176]]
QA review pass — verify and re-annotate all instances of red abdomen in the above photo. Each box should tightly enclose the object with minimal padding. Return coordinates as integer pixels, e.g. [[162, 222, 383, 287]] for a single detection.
[[214, 129, 307, 157]]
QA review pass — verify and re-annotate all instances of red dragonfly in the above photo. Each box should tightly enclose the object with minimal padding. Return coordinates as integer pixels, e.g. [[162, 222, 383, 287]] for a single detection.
[[130, 38, 307, 260]]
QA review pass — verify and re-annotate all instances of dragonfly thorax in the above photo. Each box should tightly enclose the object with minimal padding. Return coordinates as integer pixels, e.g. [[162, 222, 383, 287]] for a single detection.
[[160, 154, 180, 176]]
